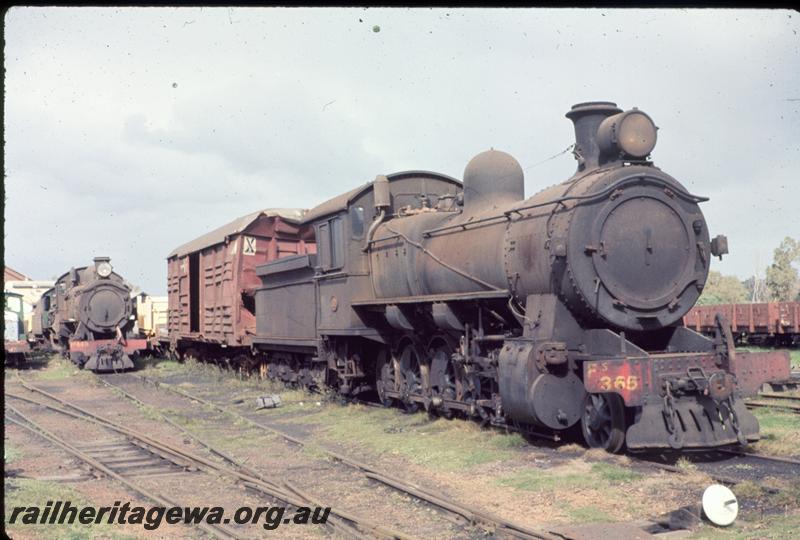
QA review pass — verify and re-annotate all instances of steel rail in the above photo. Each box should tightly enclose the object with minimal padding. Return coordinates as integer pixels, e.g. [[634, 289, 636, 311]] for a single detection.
[[5, 389, 362, 539], [95, 376, 414, 540], [745, 401, 800, 413], [5, 405, 243, 540], [128, 372, 799, 500], [8, 380, 406, 540], [717, 449, 800, 466], [126, 373, 561, 540], [756, 392, 800, 402]]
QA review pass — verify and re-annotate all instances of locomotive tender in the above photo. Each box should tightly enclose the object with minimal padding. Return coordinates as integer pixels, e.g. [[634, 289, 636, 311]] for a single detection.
[[30, 257, 146, 371], [249, 101, 790, 452]]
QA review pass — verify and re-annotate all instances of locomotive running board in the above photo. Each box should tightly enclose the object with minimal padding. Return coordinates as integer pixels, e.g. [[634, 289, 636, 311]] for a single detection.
[[351, 289, 510, 306]]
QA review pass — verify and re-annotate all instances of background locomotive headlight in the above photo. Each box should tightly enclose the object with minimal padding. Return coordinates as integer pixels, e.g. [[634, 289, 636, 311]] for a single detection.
[[96, 261, 113, 277]]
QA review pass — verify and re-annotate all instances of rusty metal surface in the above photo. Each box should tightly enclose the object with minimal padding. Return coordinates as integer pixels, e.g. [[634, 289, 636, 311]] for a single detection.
[[5, 340, 31, 354], [69, 338, 148, 355], [368, 116, 711, 332], [236, 100, 773, 452], [167, 213, 314, 352], [583, 358, 652, 406], [26, 258, 146, 370], [301, 170, 461, 224], [683, 301, 800, 343], [731, 350, 792, 395], [167, 208, 307, 258]]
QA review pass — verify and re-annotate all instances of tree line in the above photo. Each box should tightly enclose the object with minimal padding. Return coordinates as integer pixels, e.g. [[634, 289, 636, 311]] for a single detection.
[[697, 237, 800, 305]]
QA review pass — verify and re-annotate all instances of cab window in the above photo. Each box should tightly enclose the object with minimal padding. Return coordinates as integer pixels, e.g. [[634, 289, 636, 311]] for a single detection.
[[317, 215, 345, 271], [350, 206, 365, 239]]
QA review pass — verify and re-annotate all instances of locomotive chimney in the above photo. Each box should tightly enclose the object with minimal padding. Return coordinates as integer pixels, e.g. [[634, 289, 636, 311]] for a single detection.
[[565, 101, 622, 174]]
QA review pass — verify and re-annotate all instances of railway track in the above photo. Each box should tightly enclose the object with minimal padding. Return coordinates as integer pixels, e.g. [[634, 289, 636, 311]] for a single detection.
[[747, 391, 800, 414], [5, 403, 243, 540], [11, 368, 797, 539], [126, 370, 800, 488], [6, 377, 417, 540], [113, 371, 800, 529], [102, 372, 560, 540]]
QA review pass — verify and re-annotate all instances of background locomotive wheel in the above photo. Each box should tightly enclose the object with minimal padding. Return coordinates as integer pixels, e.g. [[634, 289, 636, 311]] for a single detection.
[[581, 393, 626, 453], [399, 344, 426, 413], [375, 349, 396, 407], [69, 351, 87, 368]]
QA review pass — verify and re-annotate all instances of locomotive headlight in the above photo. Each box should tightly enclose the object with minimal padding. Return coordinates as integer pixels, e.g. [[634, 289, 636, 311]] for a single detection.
[[597, 108, 658, 159], [96, 261, 113, 278]]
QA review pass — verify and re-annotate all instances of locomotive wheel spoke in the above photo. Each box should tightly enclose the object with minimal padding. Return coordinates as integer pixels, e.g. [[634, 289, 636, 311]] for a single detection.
[[375, 350, 395, 407], [399, 344, 426, 413], [428, 340, 457, 419], [581, 392, 626, 453]]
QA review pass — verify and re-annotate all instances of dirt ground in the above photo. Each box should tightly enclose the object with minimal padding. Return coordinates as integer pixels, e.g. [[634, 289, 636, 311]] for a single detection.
[[5, 356, 800, 539]]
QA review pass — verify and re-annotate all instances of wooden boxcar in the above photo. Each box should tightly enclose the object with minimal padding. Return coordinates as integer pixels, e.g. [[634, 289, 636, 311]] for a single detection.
[[166, 208, 315, 361], [683, 301, 800, 346]]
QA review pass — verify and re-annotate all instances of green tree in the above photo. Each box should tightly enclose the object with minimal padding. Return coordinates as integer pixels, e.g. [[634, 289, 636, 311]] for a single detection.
[[765, 237, 800, 301], [697, 271, 749, 305], [743, 275, 768, 302]]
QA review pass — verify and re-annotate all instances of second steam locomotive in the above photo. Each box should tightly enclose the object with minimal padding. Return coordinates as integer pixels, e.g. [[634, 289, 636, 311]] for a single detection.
[[30, 257, 147, 371]]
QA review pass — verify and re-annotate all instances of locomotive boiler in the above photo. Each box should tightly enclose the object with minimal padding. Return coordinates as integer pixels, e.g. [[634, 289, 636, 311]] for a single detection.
[[254, 101, 790, 452], [30, 257, 146, 371]]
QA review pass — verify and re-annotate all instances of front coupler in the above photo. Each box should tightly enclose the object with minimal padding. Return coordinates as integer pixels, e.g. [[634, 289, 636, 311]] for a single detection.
[[69, 338, 146, 372], [583, 348, 791, 450]]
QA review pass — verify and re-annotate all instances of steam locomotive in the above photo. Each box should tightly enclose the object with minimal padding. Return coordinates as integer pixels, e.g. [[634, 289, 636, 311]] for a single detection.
[[161, 101, 789, 451], [30, 257, 147, 371]]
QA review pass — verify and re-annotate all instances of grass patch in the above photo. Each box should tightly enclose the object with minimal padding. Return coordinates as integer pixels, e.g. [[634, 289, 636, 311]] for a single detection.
[[750, 408, 800, 456], [4, 478, 140, 539], [142, 359, 185, 375], [163, 409, 276, 453], [291, 404, 526, 471], [5, 442, 22, 465], [689, 511, 800, 539], [28, 355, 81, 381], [566, 504, 612, 524], [495, 461, 642, 492], [677, 456, 699, 472], [591, 462, 643, 483]]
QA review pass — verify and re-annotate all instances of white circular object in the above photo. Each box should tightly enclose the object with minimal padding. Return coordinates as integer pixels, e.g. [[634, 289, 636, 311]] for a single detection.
[[702, 484, 739, 526], [96, 261, 113, 278]]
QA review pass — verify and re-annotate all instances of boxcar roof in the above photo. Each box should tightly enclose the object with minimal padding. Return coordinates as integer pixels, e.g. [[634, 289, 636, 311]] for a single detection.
[[301, 170, 462, 224], [168, 208, 307, 258]]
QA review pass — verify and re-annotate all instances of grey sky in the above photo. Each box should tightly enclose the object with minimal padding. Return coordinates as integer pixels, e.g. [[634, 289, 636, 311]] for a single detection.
[[4, 7, 799, 295]]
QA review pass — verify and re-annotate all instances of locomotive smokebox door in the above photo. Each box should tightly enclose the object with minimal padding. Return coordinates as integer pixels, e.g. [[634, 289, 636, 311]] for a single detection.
[[565, 175, 711, 331]]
